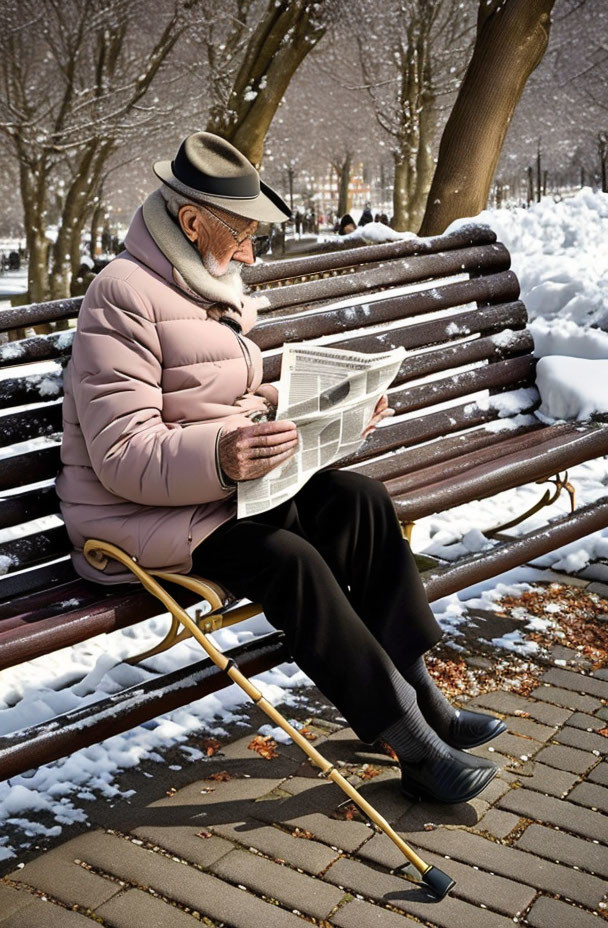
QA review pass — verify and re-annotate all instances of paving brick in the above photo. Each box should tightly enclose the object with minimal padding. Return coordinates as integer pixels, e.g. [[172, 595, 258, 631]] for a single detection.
[[587, 762, 608, 786], [398, 827, 608, 909], [0, 883, 37, 922], [509, 761, 579, 798], [534, 743, 596, 774], [130, 825, 236, 869], [8, 852, 120, 911], [515, 823, 608, 879], [253, 810, 373, 853], [555, 726, 608, 754], [526, 895, 602, 928], [50, 830, 304, 928], [467, 691, 531, 715], [209, 848, 344, 919], [505, 716, 557, 741], [519, 701, 573, 726], [529, 685, 601, 713], [0, 899, 96, 927], [567, 781, 608, 812], [566, 712, 606, 732], [210, 820, 340, 874], [540, 667, 608, 699], [484, 731, 543, 760], [144, 774, 290, 810], [96, 888, 201, 927], [597, 706, 608, 721], [358, 833, 535, 916], [323, 855, 517, 928], [497, 788, 608, 843], [475, 808, 521, 839], [331, 897, 421, 928]]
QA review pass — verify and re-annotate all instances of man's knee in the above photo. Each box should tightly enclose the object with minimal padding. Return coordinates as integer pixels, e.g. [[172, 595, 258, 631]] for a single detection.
[[310, 468, 390, 505]]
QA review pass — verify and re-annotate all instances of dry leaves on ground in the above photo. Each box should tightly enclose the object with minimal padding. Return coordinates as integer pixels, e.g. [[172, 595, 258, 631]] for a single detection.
[[248, 734, 280, 759]]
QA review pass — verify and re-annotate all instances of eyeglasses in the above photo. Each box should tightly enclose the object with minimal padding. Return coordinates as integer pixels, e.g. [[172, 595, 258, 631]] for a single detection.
[[199, 204, 257, 247]]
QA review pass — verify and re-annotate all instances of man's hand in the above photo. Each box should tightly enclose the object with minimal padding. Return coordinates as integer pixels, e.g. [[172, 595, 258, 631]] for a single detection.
[[361, 394, 395, 439], [219, 419, 298, 481]]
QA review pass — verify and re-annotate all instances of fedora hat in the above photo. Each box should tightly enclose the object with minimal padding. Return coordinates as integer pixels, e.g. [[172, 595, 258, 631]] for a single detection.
[[153, 131, 291, 224]]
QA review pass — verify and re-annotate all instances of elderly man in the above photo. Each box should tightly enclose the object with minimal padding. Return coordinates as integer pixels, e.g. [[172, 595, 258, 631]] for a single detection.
[[57, 131, 504, 804]]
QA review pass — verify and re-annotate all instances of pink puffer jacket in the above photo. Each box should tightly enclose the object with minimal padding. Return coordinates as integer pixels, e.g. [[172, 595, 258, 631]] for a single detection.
[[55, 206, 269, 585]]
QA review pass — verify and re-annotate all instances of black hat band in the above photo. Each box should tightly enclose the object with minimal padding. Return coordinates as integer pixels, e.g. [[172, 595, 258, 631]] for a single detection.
[[172, 141, 259, 199]]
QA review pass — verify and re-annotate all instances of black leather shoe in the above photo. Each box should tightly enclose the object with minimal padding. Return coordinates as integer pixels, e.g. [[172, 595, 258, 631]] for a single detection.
[[443, 709, 507, 750], [399, 746, 498, 804]]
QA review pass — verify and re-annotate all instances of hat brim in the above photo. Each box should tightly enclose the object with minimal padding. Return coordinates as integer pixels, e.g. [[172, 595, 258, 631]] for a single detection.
[[153, 160, 291, 224]]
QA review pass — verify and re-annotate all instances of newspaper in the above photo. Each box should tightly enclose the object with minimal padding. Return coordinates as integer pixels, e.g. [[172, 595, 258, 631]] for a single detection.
[[237, 342, 406, 518]]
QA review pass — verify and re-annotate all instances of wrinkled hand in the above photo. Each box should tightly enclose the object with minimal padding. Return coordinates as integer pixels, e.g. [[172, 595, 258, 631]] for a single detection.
[[219, 419, 298, 481], [361, 394, 395, 439]]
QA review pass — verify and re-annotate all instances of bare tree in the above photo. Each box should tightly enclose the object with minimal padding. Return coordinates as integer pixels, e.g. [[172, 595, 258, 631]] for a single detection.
[[419, 0, 557, 236], [0, 0, 197, 301]]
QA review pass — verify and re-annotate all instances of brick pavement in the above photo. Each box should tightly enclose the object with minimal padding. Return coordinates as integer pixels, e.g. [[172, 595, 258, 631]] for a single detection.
[[1, 581, 607, 927]]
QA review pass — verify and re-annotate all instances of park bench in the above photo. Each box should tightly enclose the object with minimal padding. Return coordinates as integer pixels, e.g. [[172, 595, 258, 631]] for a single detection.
[[1, 221, 608, 782]]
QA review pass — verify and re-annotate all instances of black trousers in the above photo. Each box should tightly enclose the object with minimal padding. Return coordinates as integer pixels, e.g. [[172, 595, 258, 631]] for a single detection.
[[191, 469, 443, 744]]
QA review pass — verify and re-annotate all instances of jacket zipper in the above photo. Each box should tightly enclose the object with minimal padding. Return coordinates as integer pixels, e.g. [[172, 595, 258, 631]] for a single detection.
[[234, 329, 254, 390]]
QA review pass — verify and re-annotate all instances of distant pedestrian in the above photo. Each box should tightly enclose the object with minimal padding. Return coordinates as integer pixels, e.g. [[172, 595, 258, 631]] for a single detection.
[[295, 210, 302, 235], [338, 213, 356, 235], [358, 202, 374, 226]]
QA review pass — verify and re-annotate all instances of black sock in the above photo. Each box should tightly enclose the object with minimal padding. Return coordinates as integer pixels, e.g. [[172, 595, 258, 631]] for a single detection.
[[400, 655, 457, 739], [379, 670, 452, 764]]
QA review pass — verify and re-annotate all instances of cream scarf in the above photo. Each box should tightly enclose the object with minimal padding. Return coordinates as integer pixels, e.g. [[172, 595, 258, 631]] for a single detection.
[[141, 188, 264, 332]]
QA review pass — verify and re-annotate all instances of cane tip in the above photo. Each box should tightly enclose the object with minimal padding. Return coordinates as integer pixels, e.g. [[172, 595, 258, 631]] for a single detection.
[[421, 865, 456, 899]]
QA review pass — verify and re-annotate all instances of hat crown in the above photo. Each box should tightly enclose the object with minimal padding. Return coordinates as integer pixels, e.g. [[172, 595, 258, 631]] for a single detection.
[[171, 132, 260, 200]]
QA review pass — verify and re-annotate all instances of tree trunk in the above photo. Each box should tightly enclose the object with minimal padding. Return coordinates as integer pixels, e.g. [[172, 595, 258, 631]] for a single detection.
[[418, 0, 556, 236], [337, 152, 352, 216], [392, 157, 410, 230], [206, 1, 326, 168], [90, 198, 105, 259]]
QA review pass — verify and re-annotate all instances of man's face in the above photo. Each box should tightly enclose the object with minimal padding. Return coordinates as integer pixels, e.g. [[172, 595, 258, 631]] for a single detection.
[[178, 202, 259, 278]]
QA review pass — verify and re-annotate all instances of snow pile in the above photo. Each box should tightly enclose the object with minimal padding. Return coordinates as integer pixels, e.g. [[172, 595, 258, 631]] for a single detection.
[[338, 221, 417, 245], [535, 356, 608, 421], [447, 188, 608, 422]]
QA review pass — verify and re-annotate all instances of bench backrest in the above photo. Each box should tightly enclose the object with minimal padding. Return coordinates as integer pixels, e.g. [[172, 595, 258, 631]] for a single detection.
[[0, 223, 538, 605]]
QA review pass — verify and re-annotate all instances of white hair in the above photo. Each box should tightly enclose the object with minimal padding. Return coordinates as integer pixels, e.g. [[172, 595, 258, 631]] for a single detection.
[[158, 182, 200, 219]]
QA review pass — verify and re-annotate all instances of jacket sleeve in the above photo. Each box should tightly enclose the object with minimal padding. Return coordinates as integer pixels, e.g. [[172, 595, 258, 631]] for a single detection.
[[70, 275, 250, 506]]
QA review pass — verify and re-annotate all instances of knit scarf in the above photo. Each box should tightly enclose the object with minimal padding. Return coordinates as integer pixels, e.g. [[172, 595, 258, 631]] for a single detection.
[[141, 188, 263, 332]]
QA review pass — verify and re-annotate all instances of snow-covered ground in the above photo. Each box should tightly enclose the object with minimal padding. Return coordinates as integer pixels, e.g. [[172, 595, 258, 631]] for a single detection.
[[1, 189, 607, 863]]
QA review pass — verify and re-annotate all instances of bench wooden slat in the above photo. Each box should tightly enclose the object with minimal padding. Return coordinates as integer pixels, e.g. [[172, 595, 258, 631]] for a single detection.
[[0, 402, 62, 448], [0, 582, 200, 671], [0, 524, 71, 575], [352, 420, 564, 483], [0, 300, 81, 335], [0, 330, 74, 370], [424, 494, 608, 604], [392, 422, 608, 521], [258, 244, 512, 315], [388, 354, 537, 415], [338, 400, 542, 468], [0, 445, 60, 491], [261, 301, 531, 382], [0, 485, 58, 529], [382, 421, 598, 496], [243, 224, 498, 286], [0, 370, 63, 410], [0, 558, 77, 602], [251, 270, 521, 350]]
